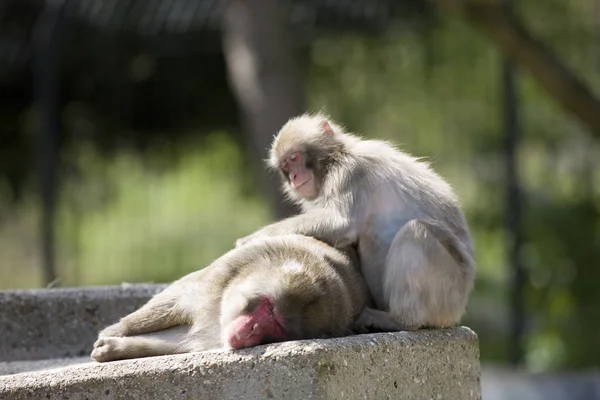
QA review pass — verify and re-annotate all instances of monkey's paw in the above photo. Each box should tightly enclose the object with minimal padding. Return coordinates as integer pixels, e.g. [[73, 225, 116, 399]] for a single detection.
[[350, 322, 371, 335], [235, 235, 254, 248], [91, 337, 125, 362]]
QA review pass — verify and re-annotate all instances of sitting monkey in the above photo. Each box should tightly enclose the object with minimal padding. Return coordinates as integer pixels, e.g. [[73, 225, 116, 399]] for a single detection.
[[236, 113, 476, 332], [91, 234, 370, 362]]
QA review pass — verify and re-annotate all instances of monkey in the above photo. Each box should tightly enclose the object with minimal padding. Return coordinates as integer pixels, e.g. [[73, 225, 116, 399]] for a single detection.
[[90, 234, 370, 362], [235, 113, 476, 332]]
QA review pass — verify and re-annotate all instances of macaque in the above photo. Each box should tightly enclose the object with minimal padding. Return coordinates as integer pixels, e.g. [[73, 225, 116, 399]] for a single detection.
[[236, 113, 476, 332], [91, 234, 370, 362]]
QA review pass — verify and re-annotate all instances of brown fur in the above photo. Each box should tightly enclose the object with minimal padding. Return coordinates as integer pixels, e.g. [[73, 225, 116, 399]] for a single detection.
[[91, 234, 370, 362]]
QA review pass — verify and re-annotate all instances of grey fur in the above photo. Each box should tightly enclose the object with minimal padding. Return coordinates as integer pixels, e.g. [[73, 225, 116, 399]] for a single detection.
[[91, 234, 370, 362], [237, 113, 476, 331]]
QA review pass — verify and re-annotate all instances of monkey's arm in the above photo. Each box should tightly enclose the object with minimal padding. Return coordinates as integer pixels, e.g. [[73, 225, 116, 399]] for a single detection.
[[98, 270, 209, 338], [92, 326, 189, 362], [236, 209, 356, 248]]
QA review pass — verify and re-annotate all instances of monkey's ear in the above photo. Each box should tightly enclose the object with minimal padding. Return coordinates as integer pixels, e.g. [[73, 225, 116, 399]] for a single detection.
[[319, 120, 334, 135]]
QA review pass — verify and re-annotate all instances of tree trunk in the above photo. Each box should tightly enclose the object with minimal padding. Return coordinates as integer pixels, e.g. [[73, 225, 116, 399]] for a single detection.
[[32, 0, 66, 287], [437, 0, 600, 137], [221, 0, 304, 219]]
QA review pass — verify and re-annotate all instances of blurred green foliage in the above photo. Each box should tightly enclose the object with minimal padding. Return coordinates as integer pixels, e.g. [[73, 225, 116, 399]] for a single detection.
[[310, 6, 600, 370], [1, 0, 599, 371], [0, 134, 271, 288]]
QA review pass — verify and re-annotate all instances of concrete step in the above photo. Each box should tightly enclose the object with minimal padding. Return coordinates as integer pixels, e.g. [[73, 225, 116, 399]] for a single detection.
[[0, 285, 482, 399], [0, 284, 167, 362], [1, 328, 481, 400], [0, 356, 91, 376]]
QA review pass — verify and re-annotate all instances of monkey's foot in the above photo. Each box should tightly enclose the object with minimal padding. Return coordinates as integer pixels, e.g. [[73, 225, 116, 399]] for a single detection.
[[350, 322, 370, 335], [91, 337, 126, 362], [354, 308, 409, 332]]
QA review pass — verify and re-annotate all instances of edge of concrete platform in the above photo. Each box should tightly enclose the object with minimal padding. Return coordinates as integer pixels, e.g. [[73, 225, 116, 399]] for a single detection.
[[0, 284, 167, 361], [1, 327, 481, 400]]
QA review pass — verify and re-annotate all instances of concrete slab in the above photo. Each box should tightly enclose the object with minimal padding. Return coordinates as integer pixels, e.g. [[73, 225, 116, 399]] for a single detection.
[[0, 327, 481, 400], [0, 284, 166, 362], [0, 356, 91, 376]]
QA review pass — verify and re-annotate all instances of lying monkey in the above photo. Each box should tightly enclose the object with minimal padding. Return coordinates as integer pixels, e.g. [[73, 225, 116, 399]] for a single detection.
[[91, 234, 370, 362]]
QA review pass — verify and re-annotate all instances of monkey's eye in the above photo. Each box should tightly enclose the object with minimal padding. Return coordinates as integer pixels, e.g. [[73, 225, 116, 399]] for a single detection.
[[290, 153, 298, 161]]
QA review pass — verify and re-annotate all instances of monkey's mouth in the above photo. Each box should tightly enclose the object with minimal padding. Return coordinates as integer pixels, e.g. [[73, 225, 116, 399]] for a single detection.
[[230, 320, 288, 349], [228, 297, 289, 349], [291, 176, 312, 191]]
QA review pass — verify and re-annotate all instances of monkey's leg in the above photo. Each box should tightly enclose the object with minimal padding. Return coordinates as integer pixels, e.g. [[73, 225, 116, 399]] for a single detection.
[[382, 219, 473, 330], [99, 289, 190, 338], [352, 307, 403, 333], [92, 326, 190, 362]]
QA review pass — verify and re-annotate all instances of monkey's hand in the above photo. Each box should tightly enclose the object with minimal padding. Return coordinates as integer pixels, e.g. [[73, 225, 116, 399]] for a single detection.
[[91, 337, 124, 362], [234, 222, 293, 247], [235, 234, 259, 248]]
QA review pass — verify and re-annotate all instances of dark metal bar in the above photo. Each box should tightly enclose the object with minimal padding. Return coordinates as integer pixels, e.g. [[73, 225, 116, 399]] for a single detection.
[[32, 0, 67, 287], [502, 0, 525, 366]]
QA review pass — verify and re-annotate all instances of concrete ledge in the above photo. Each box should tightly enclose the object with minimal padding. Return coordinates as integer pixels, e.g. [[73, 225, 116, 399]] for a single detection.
[[0, 285, 481, 399], [0, 356, 91, 376], [1, 328, 481, 400], [0, 284, 167, 361]]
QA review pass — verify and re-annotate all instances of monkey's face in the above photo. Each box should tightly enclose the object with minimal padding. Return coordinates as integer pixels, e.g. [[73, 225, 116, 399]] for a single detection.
[[278, 150, 318, 199], [269, 116, 342, 202], [220, 270, 335, 349], [223, 295, 289, 350]]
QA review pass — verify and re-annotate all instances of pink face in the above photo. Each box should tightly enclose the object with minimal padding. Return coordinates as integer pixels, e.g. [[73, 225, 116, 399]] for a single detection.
[[280, 151, 316, 198], [226, 297, 288, 349]]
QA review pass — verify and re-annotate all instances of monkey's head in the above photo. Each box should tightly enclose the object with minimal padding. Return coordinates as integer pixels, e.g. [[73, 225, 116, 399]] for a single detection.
[[268, 113, 347, 203], [220, 258, 344, 350], [221, 294, 288, 350]]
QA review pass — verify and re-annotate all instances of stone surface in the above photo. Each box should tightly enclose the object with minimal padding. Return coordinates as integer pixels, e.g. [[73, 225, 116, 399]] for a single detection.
[[0, 284, 166, 361], [0, 356, 91, 376], [0, 285, 481, 399], [0, 327, 481, 400]]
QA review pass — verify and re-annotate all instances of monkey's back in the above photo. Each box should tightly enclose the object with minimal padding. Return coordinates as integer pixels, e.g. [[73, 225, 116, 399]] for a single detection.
[[344, 139, 474, 252]]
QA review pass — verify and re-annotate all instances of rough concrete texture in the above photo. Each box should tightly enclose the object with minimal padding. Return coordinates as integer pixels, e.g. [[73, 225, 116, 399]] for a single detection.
[[0, 284, 167, 361], [1, 327, 481, 400], [0, 356, 91, 376]]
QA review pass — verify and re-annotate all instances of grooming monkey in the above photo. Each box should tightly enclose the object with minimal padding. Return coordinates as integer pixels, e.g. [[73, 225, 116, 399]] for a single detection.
[[236, 113, 476, 331], [91, 234, 370, 362]]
